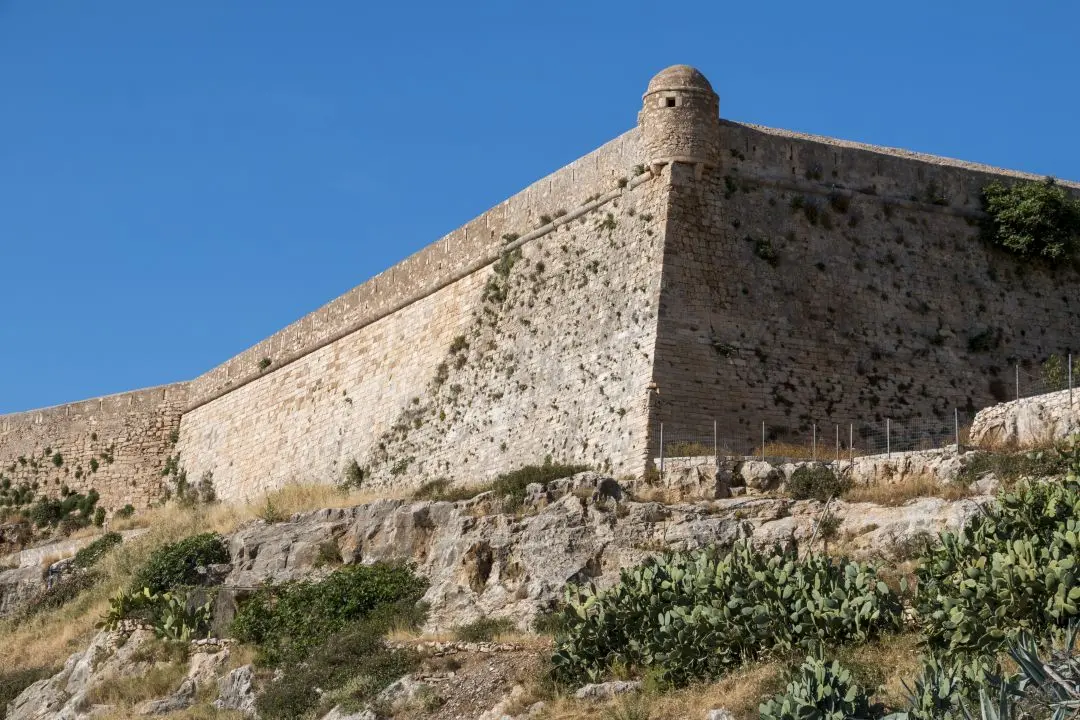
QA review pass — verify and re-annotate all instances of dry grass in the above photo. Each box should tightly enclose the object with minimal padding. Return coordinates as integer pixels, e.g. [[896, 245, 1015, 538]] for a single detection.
[[85, 662, 188, 707], [842, 475, 972, 506], [538, 661, 787, 720], [835, 633, 924, 709], [0, 482, 411, 674]]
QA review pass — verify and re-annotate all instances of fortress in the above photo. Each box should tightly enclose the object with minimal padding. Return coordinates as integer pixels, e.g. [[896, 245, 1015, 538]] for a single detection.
[[2, 65, 1078, 507]]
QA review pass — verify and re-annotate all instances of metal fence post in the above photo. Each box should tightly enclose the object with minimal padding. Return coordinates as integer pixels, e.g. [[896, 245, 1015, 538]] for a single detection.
[[835, 424, 839, 465], [761, 421, 765, 462], [812, 423, 817, 462], [1016, 363, 1020, 401], [659, 423, 664, 479], [887, 418, 891, 458], [1070, 353, 1074, 408], [954, 408, 960, 454], [713, 419, 718, 469], [849, 424, 853, 463]]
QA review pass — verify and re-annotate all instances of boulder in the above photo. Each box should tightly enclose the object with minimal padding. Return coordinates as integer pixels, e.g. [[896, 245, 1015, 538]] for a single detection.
[[739, 461, 782, 491], [212, 665, 258, 717], [573, 680, 642, 700], [970, 390, 1079, 449]]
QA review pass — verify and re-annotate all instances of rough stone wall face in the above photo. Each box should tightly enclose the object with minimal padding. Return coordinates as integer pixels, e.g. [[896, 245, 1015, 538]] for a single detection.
[[650, 122, 1080, 453], [0, 384, 187, 511], [176, 161, 668, 502]]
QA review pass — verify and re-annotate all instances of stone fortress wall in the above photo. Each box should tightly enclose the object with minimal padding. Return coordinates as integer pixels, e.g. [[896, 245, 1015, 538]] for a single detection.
[[0, 383, 188, 510], [1, 64, 1077, 510], [653, 105, 1080, 451]]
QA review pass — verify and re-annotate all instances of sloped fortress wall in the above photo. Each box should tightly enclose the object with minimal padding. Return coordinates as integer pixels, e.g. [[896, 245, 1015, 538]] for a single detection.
[[0, 383, 187, 510], [652, 117, 1080, 450], [175, 133, 667, 502]]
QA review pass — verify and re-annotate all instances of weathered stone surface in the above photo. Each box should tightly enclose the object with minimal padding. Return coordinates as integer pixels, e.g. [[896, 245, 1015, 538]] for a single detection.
[[0, 565, 43, 617], [706, 709, 735, 720], [138, 678, 195, 715], [6, 629, 155, 720], [573, 680, 642, 700], [739, 460, 783, 491], [212, 665, 258, 717], [222, 476, 986, 630], [970, 390, 1079, 449]]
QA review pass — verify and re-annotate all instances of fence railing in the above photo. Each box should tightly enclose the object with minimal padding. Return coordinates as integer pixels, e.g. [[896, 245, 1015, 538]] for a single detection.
[[653, 354, 1075, 473]]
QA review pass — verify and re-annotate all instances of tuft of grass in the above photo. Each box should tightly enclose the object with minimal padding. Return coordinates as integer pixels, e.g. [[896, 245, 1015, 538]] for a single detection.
[[85, 662, 188, 708], [957, 448, 1070, 485], [843, 476, 972, 505], [452, 616, 515, 643]]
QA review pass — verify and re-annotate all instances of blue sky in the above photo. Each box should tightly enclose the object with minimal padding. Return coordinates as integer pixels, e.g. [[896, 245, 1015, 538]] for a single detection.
[[1, 1, 1077, 414]]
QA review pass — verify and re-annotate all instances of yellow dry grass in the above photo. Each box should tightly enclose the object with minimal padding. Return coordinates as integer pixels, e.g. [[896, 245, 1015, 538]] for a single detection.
[[85, 662, 188, 707], [538, 661, 787, 720], [0, 482, 411, 674], [842, 475, 971, 506]]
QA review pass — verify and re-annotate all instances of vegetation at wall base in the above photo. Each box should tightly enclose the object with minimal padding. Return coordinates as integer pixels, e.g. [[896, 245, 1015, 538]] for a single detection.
[[787, 465, 853, 502], [410, 461, 588, 509], [550, 541, 902, 685], [453, 616, 515, 642]]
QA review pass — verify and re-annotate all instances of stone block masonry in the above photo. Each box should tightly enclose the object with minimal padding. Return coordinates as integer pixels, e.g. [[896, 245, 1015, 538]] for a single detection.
[[1, 64, 1077, 508], [0, 383, 188, 511]]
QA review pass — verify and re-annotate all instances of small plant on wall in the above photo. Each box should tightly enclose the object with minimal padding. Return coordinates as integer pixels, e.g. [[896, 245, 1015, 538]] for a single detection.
[[981, 176, 1080, 261]]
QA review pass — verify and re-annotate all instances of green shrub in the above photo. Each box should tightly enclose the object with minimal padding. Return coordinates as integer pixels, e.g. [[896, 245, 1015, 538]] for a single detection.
[[412, 478, 476, 502], [958, 446, 1072, 486], [453, 616, 514, 642], [130, 532, 229, 594], [759, 650, 875, 720], [255, 614, 419, 720], [788, 465, 852, 502], [488, 462, 588, 511], [981, 177, 1080, 260], [73, 532, 122, 569], [915, 473, 1080, 659], [0, 666, 58, 718], [27, 489, 100, 529], [231, 562, 428, 667], [116, 504, 135, 519], [551, 541, 902, 685]]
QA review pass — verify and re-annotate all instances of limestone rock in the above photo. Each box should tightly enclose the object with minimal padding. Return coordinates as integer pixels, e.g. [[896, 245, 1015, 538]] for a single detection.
[[320, 707, 376, 720], [138, 678, 195, 715], [739, 460, 782, 491], [706, 709, 735, 720], [573, 680, 642, 700], [970, 390, 1079, 449], [213, 665, 258, 717]]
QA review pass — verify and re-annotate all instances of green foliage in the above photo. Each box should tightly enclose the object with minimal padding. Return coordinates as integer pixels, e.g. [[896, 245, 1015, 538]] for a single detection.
[[981, 177, 1080, 261], [750, 236, 779, 265], [116, 504, 135, 519], [130, 532, 229, 594], [551, 541, 902, 685], [958, 448, 1070, 486], [915, 475, 1080, 659], [27, 488, 100, 530], [760, 650, 876, 720], [453, 616, 514, 642], [73, 532, 122, 569], [895, 652, 1000, 720], [255, 614, 420, 720], [412, 478, 473, 502], [487, 461, 588, 511], [258, 357, 272, 371], [1043, 354, 1070, 392], [103, 586, 213, 641], [0, 666, 58, 719], [341, 459, 365, 491], [788, 465, 852, 502], [231, 562, 428, 667]]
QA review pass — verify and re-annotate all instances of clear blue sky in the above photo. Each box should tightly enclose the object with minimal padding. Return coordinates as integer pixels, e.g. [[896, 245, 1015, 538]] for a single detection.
[[1, 1, 1077, 414]]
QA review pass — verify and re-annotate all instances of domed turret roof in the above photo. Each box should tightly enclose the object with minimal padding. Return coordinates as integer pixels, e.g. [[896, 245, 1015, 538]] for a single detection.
[[645, 65, 714, 96]]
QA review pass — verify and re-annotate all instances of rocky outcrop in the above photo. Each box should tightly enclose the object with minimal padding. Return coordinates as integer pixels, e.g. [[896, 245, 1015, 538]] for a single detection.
[[970, 390, 1079, 449], [222, 473, 988, 631], [0, 565, 44, 617]]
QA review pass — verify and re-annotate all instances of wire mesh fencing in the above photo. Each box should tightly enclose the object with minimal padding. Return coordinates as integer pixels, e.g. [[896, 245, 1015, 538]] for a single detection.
[[1014, 353, 1076, 401], [655, 412, 974, 470]]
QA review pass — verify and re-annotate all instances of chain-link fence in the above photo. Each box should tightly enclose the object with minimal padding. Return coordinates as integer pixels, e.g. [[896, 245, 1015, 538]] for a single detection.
[[653, 353, 1075, 470]]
